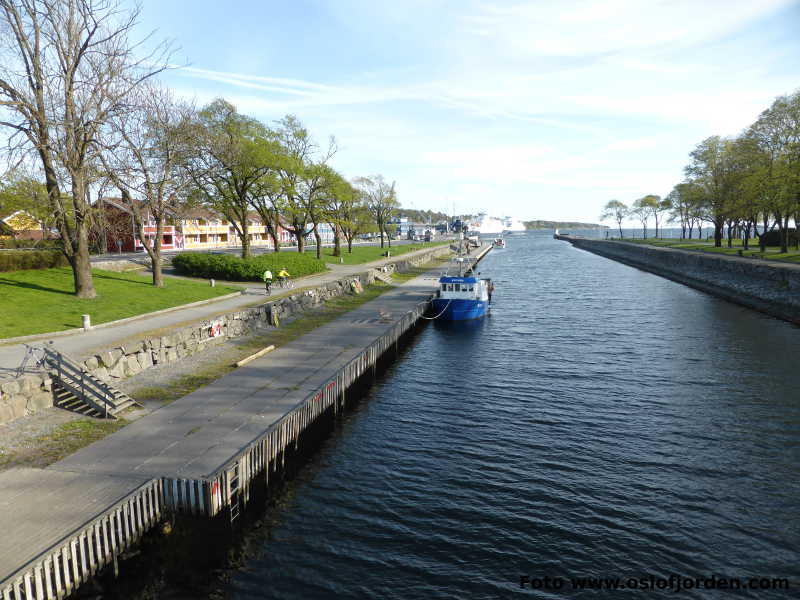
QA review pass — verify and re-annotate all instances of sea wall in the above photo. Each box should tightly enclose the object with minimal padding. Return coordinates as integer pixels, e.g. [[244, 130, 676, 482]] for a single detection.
[[557, 235, 800, 325], [0, 245, 451, 424]]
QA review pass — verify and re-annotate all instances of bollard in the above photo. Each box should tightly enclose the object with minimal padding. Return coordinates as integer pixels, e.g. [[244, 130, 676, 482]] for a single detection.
[[210, 278, 215, 287], [340, 257, 344, 264], [81, 314, 91, 331]]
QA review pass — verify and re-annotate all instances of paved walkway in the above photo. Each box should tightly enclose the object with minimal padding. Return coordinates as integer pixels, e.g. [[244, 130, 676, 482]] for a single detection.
[[0, 245, 450, 375]]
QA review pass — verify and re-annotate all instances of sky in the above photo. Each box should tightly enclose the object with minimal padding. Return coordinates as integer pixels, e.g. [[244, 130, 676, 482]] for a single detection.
[[136, 0, 800, 223]]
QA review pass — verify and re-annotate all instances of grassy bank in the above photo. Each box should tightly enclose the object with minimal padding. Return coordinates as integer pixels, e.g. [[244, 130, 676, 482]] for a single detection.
[[0, 268, 241, 339], [0, 418, 127, 471], [309, 241, 449, 265], [613, 238, 800, 263]]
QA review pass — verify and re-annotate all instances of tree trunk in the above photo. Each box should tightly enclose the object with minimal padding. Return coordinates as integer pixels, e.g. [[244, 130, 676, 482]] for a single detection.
[[379, 222, 385, 248], [271, 229, 281, 252], [713, 221, 723, 247], [347, 236, 353, 253], [617, 222, 623, 238], [386, 227, 392, 248], [71, 183, 97, 299], [314, 227, 322, 260], [71, 237, 96, 299], [296, 231, 305, 253], [333, 228, 341, 257], [240, 218, 251, 259]]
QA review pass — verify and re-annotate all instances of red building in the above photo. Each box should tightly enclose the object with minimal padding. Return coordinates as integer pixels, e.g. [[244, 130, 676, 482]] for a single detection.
[[100, 198, 180, 253]]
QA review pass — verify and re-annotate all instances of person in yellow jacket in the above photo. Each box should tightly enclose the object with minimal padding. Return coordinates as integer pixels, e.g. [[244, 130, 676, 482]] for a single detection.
[[277, 268, 290, 287]]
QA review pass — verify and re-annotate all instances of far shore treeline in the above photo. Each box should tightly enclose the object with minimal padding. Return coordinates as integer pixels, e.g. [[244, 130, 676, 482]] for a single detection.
[[0, 1, 405, 297], [602, 90, 800, 252]]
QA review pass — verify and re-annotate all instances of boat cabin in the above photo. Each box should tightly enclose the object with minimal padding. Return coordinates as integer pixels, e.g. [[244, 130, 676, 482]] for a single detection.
[[438, 276, 490, 302]]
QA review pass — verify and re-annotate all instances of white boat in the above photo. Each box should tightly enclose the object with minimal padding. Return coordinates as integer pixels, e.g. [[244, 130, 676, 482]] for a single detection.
[[470, 214, 504, 235], [503, 217, 526, 234], [493, 237, 506, 249]]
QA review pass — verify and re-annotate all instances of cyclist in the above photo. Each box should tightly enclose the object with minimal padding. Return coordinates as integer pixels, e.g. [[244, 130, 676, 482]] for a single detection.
[[277, 267, 291, 287], [262, 269, 273, 294]]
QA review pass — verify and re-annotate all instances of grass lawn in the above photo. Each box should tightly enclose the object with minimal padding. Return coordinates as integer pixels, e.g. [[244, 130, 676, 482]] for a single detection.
[[615, 238, 800, 263], [307, 241, 449, 265], [0, 268, 241, 339]]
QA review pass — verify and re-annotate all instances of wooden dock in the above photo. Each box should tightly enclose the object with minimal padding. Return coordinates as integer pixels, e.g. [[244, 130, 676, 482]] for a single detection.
[[0, 244, 492, 599]]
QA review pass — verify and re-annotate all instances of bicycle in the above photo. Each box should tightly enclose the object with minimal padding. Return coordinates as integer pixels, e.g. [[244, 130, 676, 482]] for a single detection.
[[278, 277, 294, 289], [16, 343, 49, 377], [264, 280, 273, 295]]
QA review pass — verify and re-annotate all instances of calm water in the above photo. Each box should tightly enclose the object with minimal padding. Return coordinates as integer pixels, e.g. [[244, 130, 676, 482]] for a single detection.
[[198, 232, 800, 597]]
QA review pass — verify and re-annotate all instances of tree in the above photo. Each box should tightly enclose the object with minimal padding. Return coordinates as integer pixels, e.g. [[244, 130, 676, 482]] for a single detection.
[[186, 99, 278, 258], [631, 196, 658, 238], [248, 170, 285, 253], [600, 199, 627, 238], [357, 175, 398, 248], [685, 136, 732, 247], [321, 170, 355, 257], [0, 0, 168, 297], [101, 84, 193, 286], [273, 115, 314, 253], [0, 170, 52, 242]]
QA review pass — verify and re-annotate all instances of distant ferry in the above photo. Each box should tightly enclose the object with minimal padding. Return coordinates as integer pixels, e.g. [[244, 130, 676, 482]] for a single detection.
[[470, 214, 504, 235], [503, 217, 526, 234]]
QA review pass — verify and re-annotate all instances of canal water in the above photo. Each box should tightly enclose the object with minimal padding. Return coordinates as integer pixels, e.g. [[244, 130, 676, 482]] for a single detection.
[[131, 232, 800, 598]]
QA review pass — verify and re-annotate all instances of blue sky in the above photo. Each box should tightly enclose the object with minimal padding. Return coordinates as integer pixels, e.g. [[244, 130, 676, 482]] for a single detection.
[[138, 0, 800, 223]]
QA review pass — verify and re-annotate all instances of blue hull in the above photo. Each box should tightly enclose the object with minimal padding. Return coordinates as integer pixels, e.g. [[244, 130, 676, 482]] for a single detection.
[[430, 298, 489, 321]]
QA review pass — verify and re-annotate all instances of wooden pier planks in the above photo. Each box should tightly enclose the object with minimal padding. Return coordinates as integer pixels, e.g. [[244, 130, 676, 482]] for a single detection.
[[0, 469, 159, 597]]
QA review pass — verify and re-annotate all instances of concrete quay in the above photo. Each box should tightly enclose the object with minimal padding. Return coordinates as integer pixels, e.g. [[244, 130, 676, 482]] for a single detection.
[[0, 244, 491, 599]]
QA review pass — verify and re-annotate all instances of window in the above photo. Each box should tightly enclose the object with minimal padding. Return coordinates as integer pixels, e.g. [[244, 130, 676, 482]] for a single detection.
[[441, 284, 447, 291]]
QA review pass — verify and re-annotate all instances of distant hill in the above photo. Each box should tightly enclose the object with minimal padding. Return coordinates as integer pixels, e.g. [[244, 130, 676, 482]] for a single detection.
[[524, 220, 608, 230]]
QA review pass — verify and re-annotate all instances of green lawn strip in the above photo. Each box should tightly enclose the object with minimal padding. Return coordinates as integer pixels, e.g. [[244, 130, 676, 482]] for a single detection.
[[0, 268, 241, 338], [611, 238, 800, 263], [0, 418, 128, 471], [308, 242, 449, 265]]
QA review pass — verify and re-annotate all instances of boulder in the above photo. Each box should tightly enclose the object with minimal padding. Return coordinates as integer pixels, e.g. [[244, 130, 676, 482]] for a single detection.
[[26, 390, 52, 412], [84, 356, 99, 371], [0, 380, 20, 396]]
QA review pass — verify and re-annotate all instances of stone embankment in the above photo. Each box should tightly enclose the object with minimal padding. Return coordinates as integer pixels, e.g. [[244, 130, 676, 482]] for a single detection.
[[556, 234, 800, 325], [0, 245, 451, 425]]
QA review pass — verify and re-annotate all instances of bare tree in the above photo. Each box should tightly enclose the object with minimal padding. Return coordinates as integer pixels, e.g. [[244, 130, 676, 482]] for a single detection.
[[101, 83, 193, 286], [357, 175, 398, 248], [0, 0, 170, 297]]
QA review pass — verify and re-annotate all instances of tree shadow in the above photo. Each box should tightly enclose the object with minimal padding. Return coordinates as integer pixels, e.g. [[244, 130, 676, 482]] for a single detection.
[[0, 277, 72, 295], [92, 270, 153, 287]]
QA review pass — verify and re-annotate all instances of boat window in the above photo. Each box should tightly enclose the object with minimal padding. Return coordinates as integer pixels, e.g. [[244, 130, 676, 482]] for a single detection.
[[469, 285, 474, 291], [447, 284, 454, 292], [441, 284, 447, 291]]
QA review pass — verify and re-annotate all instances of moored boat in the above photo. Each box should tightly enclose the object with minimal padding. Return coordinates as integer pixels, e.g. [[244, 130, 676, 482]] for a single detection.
[[430, 275, 493, 320], [493, 237, 506, 249]]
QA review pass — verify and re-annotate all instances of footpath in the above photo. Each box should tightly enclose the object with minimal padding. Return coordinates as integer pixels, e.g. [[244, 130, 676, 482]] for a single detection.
[[0, 245, 448, 376]]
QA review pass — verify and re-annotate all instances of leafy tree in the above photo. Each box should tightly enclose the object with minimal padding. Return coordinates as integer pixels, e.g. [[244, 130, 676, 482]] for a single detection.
[[186, 99, 278, 258], [600, 199, 627, 238], [273, 115, 334, 254], [357, 175, 398, 248], [0, 171, 52, 241]]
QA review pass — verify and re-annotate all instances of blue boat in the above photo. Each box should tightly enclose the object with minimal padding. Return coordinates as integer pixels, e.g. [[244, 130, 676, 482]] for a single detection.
[[430, 275, 493, 321]]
